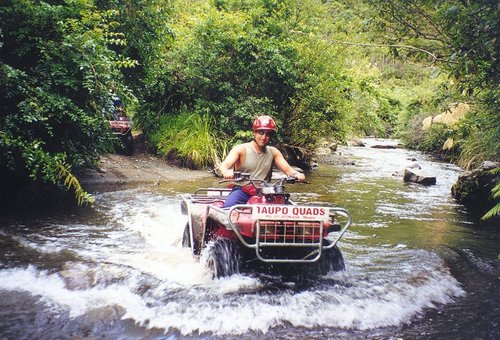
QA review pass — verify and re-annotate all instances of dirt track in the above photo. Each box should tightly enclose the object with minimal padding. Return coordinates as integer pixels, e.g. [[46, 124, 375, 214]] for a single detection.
[[80, 152, 212, 190]]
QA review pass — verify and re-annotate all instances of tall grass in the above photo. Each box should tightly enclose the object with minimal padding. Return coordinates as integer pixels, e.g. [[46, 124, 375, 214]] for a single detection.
[[456, 116, 500, 169], [152, 112, 227, 169]]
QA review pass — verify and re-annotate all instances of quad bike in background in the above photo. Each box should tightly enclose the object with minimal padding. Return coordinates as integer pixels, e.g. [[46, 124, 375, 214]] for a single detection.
[[107, 96, 134, 156], [180, 172, 352, 278]]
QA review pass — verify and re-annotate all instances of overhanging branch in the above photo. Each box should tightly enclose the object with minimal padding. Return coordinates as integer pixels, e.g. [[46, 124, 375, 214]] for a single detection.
[[289, 30, 444, 62], [330, 40, 441, 61]]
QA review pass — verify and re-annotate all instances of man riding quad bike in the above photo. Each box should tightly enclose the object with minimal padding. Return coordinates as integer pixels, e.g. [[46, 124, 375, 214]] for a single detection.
[[181, 116, 351, 278]]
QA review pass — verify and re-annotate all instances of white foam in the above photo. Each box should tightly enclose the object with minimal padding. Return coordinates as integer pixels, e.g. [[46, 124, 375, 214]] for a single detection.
[[0, 266, 143, 318]]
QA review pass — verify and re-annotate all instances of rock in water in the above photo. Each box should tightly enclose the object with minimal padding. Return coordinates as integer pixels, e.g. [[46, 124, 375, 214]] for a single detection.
[[403, 168, 436, 185]]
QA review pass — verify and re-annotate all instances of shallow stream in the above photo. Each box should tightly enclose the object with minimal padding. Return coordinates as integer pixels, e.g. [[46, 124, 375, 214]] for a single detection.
[[0, 139, 498, 339]]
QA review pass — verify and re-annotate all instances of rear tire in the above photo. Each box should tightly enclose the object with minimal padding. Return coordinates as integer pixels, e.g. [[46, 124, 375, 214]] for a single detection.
[[204, 238, 241, 279], [319, 240, 345, 274]]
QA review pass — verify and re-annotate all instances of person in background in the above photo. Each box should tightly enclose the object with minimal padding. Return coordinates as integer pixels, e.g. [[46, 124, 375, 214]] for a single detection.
[[219, 115, 306, 208], [112, 94, 125, 119]]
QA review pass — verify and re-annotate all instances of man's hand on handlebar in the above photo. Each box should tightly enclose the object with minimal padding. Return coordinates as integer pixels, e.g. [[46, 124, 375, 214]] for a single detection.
[[292, 172, 306, 182], [221, 168, 234, 179]]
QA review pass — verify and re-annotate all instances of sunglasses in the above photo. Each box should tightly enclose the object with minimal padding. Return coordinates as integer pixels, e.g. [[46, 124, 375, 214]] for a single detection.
[[256, 130, 274, 138]]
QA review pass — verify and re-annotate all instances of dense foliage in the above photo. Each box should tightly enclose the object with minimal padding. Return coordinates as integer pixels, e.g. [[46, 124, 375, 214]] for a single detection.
[[135, 0, 358, 167], [366, 0, 499, 166], [0, 0, 498, 215], [0, 1, 133, 207]]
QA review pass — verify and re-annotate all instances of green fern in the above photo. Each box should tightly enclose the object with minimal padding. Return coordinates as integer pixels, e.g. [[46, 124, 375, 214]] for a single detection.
[[481, 167, 500, 221], [57, 164, 94, 206]]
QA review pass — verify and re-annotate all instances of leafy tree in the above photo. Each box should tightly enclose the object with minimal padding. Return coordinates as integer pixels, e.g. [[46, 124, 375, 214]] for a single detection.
[[140, 0, 354, 166], [97, 0, 174, 117], [366, 0, 499, 166], [0, 0, 132, 208]]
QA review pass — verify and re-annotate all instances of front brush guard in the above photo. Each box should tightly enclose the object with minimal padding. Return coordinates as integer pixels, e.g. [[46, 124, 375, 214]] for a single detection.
[[216, 204, 352, 263]]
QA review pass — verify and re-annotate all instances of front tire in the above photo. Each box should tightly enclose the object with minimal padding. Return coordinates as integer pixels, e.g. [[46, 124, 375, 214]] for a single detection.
[[203, 238, 241, 279], [181, 223, 191, 248]]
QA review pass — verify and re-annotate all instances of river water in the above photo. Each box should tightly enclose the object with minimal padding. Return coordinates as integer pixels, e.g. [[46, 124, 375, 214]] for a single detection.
[[0, 138, 498, 339]]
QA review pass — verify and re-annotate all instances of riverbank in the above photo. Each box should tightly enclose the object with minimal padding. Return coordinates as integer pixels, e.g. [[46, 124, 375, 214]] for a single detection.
[[79, 138, 405, 190], [80, 151, 211, 191]]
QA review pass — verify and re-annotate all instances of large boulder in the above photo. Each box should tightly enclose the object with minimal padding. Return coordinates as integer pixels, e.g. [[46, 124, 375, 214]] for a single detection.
[[451, 161, 499, 217], [403, 168, 436, 185], [280, 143, 313, 169], [393, 161, 421, 177], [422, 102, 470, 130], [422, 116, 433, 130]]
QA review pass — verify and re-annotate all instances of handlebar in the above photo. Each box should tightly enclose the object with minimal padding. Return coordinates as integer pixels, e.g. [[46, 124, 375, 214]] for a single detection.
[[219, 172, 308, 186]]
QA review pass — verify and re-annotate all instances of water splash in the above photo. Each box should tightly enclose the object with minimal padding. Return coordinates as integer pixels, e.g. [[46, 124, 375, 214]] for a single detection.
[[0, 188, 465, 336]]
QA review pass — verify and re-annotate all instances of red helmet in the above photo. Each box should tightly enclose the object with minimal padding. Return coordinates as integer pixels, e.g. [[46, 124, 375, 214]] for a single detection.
[[252, 115, 277, 131]]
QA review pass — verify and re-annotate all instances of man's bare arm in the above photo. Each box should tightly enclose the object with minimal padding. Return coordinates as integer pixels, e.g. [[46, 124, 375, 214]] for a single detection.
[[271, 148, 306, 181], [219, 145, 244, 179]]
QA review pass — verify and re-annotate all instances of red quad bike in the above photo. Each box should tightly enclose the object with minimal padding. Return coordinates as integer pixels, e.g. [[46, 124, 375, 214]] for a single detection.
[[181, 172, 352, 278], [108, 110, 134, 156]]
